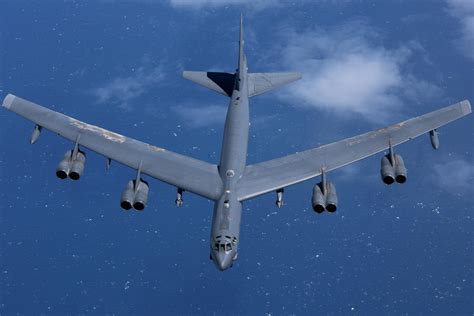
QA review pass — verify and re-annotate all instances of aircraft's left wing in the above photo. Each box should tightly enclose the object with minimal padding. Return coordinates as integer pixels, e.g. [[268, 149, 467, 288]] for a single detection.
[[237, 100, 471, 201], [2, 94, 223, 200]]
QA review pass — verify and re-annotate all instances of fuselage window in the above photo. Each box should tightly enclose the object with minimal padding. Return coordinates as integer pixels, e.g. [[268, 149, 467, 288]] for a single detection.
[[224, 200, 230, 208]]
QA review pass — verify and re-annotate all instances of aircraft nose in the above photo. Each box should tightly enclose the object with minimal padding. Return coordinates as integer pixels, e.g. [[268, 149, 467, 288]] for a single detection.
[[215, 252, 233, 271]]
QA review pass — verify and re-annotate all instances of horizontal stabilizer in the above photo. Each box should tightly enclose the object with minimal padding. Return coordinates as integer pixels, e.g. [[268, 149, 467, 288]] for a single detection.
[[183, 71, 236, 97], [248, 72, 302, 97]]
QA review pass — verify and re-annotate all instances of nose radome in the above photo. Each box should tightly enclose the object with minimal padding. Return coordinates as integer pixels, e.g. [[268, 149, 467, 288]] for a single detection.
[[215, 252, 233, 271]]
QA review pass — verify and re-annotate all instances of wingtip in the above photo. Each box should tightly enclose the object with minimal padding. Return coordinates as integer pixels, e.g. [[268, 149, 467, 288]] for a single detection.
[[2, 94, 16, 109], [460, 100, 472, 115]]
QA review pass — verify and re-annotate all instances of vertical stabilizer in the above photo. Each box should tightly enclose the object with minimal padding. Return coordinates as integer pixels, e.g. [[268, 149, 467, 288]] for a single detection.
[[238, 14, 245, 74]]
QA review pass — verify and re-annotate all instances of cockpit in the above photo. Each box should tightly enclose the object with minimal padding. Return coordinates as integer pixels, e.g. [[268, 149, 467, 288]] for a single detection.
[[213, 235, 237, 253]]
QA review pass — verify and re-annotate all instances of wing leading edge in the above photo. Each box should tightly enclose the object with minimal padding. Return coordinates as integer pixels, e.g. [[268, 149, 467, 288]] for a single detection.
[[237, 100, 471, 201], [2, 94, 223, 200]]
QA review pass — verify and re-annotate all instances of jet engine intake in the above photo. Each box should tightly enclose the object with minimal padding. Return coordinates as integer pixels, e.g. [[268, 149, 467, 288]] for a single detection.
[[133, 179, 149, 211], [325, 182, 338, 213], [394, 154, 407, 183], [380, 156, 395, 185], [56, 150, 73, 179], [120, 180, 135, 210], [380, 154, 407, 185], [69, 151, 86, 180], [311, 183, 325, 213], [311, 181, 338, 213], [55, 150, 87, 180], [120, 179, 150, 211]]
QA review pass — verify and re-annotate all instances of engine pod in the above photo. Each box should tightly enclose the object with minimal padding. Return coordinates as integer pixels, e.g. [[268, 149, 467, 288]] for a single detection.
[[394, 154, 407, 183], [311, 183, 325, 213], [69, 151, 86, 180], [133, 179, 149, 211], [120, 180, 135, 210], [56, 150, 73, 179], [325, 182, 337, 212], [380, 155, 395, 185]]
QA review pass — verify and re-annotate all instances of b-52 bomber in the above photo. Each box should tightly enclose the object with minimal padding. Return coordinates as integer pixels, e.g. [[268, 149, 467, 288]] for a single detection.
[[2, 17, 471, 271]]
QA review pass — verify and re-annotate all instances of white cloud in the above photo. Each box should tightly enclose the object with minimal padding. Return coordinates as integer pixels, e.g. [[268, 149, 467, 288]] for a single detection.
[[173, 104, 227, 128], [92, 66, 164, 110], [277, 22, 441, 122], [446, 0, 474, 61], [432, 158, 474, 194]]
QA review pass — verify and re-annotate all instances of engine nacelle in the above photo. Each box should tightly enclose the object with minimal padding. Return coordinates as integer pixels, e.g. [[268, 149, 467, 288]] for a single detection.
[[311, 183, 325, 213], [380, 154, 407, 184], [55, 150, 87, 180], [380, 155, 395, 185], [325, 182, 338, 213], [120, 179, 150, 211], [133, 179, 149, 211], [120, 180, 135, 210], [69, 151, 86, 180], [311, 181, 338, 213], [394, 154, 407, 183], [56, 150, 73, 179]]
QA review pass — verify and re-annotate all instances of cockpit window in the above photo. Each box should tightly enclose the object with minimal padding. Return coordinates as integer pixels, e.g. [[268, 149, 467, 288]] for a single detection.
[[213, 236, 237, 253]]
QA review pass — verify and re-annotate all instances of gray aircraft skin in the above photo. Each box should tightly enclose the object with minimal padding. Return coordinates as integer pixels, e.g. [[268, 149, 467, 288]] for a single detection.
[[1, 17, 472, 271], [210, 17, 250, 270]]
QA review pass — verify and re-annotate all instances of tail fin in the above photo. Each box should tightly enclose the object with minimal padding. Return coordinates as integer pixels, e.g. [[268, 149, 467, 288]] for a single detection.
[[248, 72, 302, 97], [238, 14, 244, 72], [182, 71, 236, 97]]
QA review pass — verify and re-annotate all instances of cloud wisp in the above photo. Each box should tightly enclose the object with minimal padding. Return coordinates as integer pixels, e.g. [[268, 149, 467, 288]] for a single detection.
[[432, 158, 474, 195], [173, 104, 227, 128], [276, 22, 440, 122], [91, 66, 164, 110], [446, 0, 474, 61]]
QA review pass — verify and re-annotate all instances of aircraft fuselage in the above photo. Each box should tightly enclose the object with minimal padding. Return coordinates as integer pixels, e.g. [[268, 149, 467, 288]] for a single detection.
[[210, 45, 249, 271]]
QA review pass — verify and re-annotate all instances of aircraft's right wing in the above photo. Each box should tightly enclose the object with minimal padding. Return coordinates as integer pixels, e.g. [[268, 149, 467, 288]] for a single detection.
[[2, 94, 223, 201], [237, 100, 471, 201]]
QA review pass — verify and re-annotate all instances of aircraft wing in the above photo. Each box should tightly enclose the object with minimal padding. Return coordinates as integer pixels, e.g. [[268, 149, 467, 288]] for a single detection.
[[2, 94, 223, 200], [237, 100, 471, 201]]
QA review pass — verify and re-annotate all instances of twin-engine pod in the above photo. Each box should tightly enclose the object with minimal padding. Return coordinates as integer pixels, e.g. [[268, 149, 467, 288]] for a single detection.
[[380, 153, 407, 184], [56, 150, 86, 180], [312, 181, 338, 213], [120, 179, 149, 211]]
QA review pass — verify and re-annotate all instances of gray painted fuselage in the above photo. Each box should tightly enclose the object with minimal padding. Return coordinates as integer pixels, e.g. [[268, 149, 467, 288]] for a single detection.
[[210, 27, 249, 271]]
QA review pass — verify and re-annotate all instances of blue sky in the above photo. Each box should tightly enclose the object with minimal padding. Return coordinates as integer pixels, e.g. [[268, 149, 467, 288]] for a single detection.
[[0, 0, 473, 314]]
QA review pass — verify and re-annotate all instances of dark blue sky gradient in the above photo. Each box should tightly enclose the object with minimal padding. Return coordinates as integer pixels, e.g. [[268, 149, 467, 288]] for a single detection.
[[1, 1, 473, 314]]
